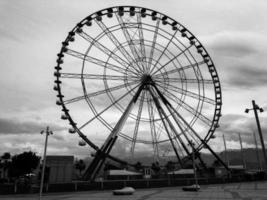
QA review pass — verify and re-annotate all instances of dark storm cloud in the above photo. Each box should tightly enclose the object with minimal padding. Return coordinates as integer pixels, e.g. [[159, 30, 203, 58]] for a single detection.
[[227, 66, 267, 88], [206, 31, 263, 58], [211, 38, 257, 58], [205, 31, 267, 89], [216, 114, 267, 145], [0, 117, 65, 134]]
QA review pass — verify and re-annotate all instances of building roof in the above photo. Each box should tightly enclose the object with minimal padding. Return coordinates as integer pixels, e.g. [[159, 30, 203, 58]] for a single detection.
[[168, 169, 194, 175], [46, 155, 74, 161], [107, 169, 142, 176], [216, 165, 245, 169]]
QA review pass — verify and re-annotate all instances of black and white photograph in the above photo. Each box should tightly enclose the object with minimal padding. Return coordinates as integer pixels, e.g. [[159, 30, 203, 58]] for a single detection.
[[0, 0, 267, 199]]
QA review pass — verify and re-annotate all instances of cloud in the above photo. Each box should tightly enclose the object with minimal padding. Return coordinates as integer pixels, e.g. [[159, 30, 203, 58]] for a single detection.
[[0, 117, 65, 134], [205, 30, 267, 55], [206, 31, 260, 58], [0, 131, 93, 158], [227, 66, 267, 88], [201, 31, 267, 89], [215, 114, 267, 146], [0, 0, 267, 159]]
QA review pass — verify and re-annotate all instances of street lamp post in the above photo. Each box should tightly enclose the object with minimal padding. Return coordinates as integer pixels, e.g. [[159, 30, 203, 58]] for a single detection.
[[189, 140, 198, 187], [39, 126, 53, 200], [245, 100, 266, 168]]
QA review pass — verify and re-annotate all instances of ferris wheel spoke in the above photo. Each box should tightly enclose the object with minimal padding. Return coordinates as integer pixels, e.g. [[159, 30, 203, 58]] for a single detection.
[[115, 13, 145, 72], [174, 139, 185, 158], [79, 82, 141, 130], [153, 86, 205, 145], [136, 12, 148, 72], [94, 19, 142, 73], [151, 44, 194, 75], [155, 108, 184, 164], [170, 107, 204, 144], [150, 86, 195, 156], [168, 100, 228, 169], [149, 87, 189, 164], [161, 88, 212, 127], [161, 91, 202, 149], [64, 80, 139, 104], [160, 82, 215, 105], [147, 18, 160, 72], [155, 121, 165, 141], [181, 125, 201, 148], [153, 60, 206, 78], [77, 30, 139, 76], [149, 29, 178, 74], [65, 49, 127, 75], [155, 78, 213, 84], [60, 73, 138, 81], [147, 91, 160, 159], [130, 90, 146, 155]]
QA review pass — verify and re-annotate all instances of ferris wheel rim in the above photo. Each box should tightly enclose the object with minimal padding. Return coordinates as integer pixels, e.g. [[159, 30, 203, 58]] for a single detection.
[[54, 5, 222, 158]]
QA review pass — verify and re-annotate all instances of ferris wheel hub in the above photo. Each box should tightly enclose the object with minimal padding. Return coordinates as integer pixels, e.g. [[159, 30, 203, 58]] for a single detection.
[[141, 74, 153, 85]]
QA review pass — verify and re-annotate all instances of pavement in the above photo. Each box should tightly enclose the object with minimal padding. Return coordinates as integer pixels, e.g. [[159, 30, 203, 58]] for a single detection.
[[1, 181, 267, 200]]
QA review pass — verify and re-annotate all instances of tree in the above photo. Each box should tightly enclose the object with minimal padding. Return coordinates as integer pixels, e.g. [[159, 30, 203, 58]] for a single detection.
[[212, 160, 222, 168], [10, 151, 40, 178], [151, 161, 161, 176], [134, 161, 143, 171], [165, 161, 175, 171], [0, 152, 11, 181], [1, 152, 11, 160], [75, 159, 86, 177]]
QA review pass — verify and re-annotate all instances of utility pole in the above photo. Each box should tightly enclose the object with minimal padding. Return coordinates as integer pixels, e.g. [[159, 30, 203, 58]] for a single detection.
[[39, 126, 53, 200], [189, 140, 198, 187], [245, 100, 266, 169], [253, 132, 262, 170], [223, 134, 229, 167], [238, 133, 246, 169]]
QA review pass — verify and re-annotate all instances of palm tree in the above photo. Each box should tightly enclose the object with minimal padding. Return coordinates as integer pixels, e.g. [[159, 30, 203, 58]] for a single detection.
[[134, 161, 143, 171], [1, 152, 11, 181], [75, 159, 86, 177], [151, 161, 161, 177], [165, 161, 175, 171]]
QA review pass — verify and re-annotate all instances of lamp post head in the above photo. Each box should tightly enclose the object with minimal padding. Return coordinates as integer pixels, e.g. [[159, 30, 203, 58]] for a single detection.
[[259, 108, 264, 113], [245, 108, 249, 113]]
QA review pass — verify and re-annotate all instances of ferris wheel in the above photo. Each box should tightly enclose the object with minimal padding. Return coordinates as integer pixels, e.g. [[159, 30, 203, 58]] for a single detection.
[[54, 6, 227, 180]]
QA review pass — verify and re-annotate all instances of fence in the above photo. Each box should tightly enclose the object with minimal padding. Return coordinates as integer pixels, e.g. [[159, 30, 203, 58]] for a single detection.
[[0, 173, 266, 195]]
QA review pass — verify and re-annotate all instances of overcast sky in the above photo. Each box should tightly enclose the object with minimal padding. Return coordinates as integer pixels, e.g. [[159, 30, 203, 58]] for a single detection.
[[0, 0, 267, 159]]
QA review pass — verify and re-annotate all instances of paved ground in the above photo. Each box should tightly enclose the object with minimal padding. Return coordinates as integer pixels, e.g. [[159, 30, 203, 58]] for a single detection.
[[1, 181, 267, 200]]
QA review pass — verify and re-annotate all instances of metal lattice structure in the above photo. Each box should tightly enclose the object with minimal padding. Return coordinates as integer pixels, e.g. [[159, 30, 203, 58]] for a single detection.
[[54, 6, 227, 180]]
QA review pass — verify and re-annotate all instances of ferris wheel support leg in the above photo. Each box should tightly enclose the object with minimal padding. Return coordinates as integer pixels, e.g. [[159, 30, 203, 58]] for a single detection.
[[170, 102, 229, 171], [196, 152, 208, 170], [148, 87, 184, 168], [91, 136, 118, 181], [149, 86, 191, 158], [173, 107, 229, 170], [152, 83, 229, 171], [83, 136, 116, 180], [163, 97, 208, 170], [84, 84, 145, 181]]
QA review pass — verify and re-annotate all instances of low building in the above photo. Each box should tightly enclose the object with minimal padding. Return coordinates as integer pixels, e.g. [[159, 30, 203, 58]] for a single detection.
[[167, 169, 195, 178], [105, 169, 143, 180], [214, 165, 245, 177], [45, 155, 74, 183]]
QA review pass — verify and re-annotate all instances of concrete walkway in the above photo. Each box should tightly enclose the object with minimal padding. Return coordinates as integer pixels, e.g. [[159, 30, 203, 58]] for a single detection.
[[1, 181, 267, 200]]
